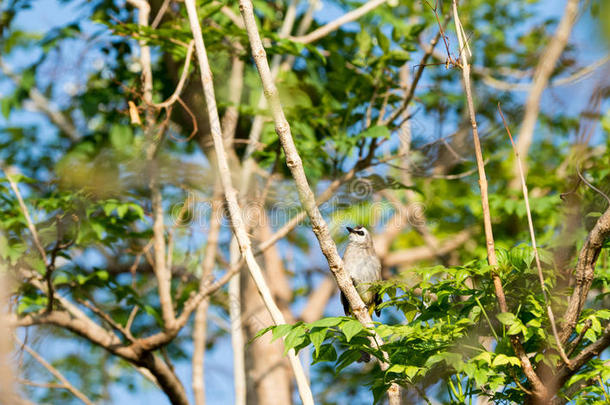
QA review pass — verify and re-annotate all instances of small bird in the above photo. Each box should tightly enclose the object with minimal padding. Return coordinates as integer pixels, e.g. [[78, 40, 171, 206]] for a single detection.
[[341, 225, 382, 318]]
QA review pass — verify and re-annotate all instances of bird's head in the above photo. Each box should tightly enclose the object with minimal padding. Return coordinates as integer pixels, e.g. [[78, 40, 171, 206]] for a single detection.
[[346, 225, 372, 247]]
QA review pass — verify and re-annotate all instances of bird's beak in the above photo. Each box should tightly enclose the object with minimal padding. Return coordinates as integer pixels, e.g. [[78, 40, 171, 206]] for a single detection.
[[346, 226, 355, 234]]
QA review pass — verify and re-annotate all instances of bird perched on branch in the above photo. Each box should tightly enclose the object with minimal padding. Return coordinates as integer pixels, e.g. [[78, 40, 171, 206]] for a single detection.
[[341, 225, 382, 318]]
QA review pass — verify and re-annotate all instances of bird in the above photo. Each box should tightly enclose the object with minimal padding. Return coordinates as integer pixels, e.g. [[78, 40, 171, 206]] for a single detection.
[[341, 225, 382, 318]]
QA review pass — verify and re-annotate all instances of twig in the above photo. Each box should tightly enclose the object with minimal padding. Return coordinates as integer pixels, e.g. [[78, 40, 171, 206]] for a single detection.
[[183, 1, 314, 403], [151, 40, 195, 109], [78, 299, 135, 342], [576, 166, 610, 206], [290, 0, 388, 44], [382, 26, 444, 126], [151, 0, 171, 28], [3, 169, 48, 264], [567, 319, 592, 357], [16, 337, 94, 405], [498, 103, 570, 365], [128, 0, 177, 329]]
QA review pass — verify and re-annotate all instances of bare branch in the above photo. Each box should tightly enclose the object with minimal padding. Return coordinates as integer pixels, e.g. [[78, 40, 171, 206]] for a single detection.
[[183, 1, 314, 403], [560, 205, 610, 343], [290, 0, 388, 44], [128, 0, 176, 329], [557, 323, 610, 386], [151, 0, 171, 28], [498, 104, 569, 365], [3, 169, 48, 264], [382, 25, 445, 126], [16, 337, 94, 405], [151, 41, 195, 109]]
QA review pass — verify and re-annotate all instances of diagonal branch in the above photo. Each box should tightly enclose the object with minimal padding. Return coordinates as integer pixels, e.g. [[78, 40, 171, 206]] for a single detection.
[[559, 205, 610, 343], [16, 337, 94, 405], [238, 0, 402, 403], [498, 104, 569, 365], [290, 0, 388, 44], [183, 1, 314, 403], [3, 169, 48, 264]]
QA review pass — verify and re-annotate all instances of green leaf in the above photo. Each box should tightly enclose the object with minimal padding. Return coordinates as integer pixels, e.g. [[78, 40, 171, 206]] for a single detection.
[[491, 354, 519, 367], [310, 327, 327, 356], [340, 319, 364, 342], [507, 322, 524, 336], [312, 344, 337, 364], [109, 125, 133, 150], [359, 125, 390, 139], [283, 325, 307, 353], [496, 312, 517, 326], [271, 324, 294, 342], [310, 317, 343, 328], [335, 349, 362, 373]]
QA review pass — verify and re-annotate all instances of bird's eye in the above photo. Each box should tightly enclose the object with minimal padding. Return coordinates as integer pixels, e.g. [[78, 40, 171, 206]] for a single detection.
[[356, 230, 364, 236]]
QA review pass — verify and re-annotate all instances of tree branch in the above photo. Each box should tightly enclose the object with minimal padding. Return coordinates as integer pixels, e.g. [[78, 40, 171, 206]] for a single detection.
[[16, 337, 94, 405], [193, 188, 222, 405], [290, 0, 388, 44], [498, 104, 569, 365], [560, 205, 610, 343], [451, 1, 546, 398], [183, 1, 314, 403], [238, 0, 402, 402]]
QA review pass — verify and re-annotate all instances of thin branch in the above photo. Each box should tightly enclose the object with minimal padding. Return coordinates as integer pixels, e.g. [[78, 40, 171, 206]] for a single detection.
[[451, 1, 546, 398], [16, 337, 94, 405], [238, 0, 401, 402], [183, 1, 314, 403], [559, 205, 610, 343], [567, 319, 592, 357], [498, 104, 569, 365], [151, 0, 171, 28], [557, 323, 610, 386], [78, 299, 135, 342], [151, 40, 195, 109], [192, 188, 222, 405], [3, 169, 48, 264], [290, 0, 388, 44], [228, 239, 246, 405]]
